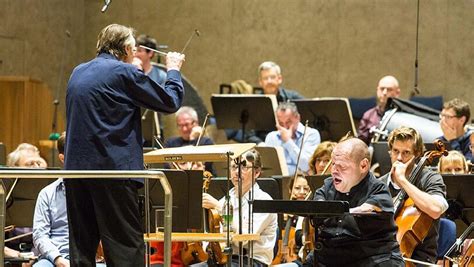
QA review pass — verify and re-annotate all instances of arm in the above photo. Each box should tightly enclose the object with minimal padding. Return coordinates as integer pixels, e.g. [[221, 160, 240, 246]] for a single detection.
[[392, 160, 447, 219], [281, 128, 321, 173]]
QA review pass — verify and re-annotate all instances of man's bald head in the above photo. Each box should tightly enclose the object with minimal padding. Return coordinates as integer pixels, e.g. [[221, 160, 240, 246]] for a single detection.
[[376, 75, 401, 110], [330, 138, 371, 193]]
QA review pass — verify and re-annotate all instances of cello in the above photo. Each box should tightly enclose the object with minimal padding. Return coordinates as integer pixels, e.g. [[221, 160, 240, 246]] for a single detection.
[[393, 139, 447, 265]]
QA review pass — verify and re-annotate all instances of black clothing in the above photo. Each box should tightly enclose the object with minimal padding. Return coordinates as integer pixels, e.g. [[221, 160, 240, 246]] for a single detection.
[[306, 172, 403, 267]]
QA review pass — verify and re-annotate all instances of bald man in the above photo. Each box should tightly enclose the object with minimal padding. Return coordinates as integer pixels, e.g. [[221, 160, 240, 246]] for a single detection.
[[358, 75, 401, 144], [306, 138, 403, 266]]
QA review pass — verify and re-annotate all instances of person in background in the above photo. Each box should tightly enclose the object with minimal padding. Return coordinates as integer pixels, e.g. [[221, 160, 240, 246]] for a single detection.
[[358, 75, 401, 144], [258, 61, 304, 103], [307, 141, 336, 175], [32, 132, 69, 267], [438, 150, 469, 175], [439, 98, 472, 161], [6, 143, 47, 168], [164, 106, 215, 174], [134, 34, 167, 86], [265, 102, 321, 175]]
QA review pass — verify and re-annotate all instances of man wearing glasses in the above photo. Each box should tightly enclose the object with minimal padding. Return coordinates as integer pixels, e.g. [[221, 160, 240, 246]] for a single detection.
[[202, 149, 278, 266], [380, 126, 448, 264], [439, 98, 472, 161]]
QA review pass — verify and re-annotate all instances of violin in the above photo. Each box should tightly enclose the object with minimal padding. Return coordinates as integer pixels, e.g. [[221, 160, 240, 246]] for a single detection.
[[203, 171, 227, 265], [272, 217, 298, 264], [444, 222, 474, 267], [394, 139, 447, 265], [301, 191, 315, 263], [180, 172, 213, 265]]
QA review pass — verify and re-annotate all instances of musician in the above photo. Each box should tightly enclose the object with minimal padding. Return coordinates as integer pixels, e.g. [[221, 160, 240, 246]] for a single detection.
[[134, 34, 167, 86], [258, 61, 304, 103], [439, 98, 472, 161], [6, 143, 47, 168], [64, 24, 185, 266], [438, 150, 469, 174], [33, 132, 69, 267], [380, 126, 448, 263], [307, 141, 336, 175], [358, 75, 401, 144], [307, 138, 404, 266], [265, 102, 321, 175], [164, 106, 215, 174], [202, 149, 278, 266]]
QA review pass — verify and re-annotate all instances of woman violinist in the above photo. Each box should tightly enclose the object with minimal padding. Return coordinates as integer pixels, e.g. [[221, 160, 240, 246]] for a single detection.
[[273, 175, 311, 265]]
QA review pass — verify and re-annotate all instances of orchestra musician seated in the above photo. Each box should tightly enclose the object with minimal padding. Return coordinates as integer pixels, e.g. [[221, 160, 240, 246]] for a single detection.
[[164, 106, 215, 174], [264, 102, 321, 176], [305, 138, 404, 266], [438, 150, 469, 175], [380, 126, 448, 264], [202, 149, 278, 266], [439, 98, 472, 161], [307, 141, 336, 175]]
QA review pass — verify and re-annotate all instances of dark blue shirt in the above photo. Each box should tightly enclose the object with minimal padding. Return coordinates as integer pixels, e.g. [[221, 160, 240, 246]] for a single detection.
[[65, 53, 184, 178], [439, 130, 472, 161]]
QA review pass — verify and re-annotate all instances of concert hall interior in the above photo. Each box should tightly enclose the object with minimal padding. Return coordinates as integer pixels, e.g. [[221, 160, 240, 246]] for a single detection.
[[1, 1, 473, 266]]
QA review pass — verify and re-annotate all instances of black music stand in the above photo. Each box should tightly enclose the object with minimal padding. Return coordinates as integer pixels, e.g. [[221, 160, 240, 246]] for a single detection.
[[442, 174, 474, 226], [306, 174, 331, 192], [291, 98, 357, 142], [211, 94, 278, 142], [139, 169, 203, 232]]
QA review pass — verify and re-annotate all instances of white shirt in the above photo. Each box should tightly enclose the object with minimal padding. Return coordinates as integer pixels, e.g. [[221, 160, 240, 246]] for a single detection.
[[219, 183, 278, 265]]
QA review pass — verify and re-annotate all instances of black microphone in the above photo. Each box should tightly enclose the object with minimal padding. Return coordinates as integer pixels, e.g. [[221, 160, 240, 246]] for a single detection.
[[245, 151, 255, 163], [101, 0, 112, 13]]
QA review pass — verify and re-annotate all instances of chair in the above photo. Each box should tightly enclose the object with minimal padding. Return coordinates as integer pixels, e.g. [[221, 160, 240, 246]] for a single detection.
[[348, 97, 376, 121]]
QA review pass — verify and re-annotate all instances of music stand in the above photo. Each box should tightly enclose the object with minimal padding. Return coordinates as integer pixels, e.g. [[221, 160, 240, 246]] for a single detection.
[[140, 169, 203, 232], [442, 174, 474, 226], [211, 94, 278, 142], [306, 174, 331, 192], [291, 98, 357, 142]]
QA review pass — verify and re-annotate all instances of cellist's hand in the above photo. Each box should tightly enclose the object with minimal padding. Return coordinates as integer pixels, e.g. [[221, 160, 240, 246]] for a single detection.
[[202, 193, 221, 210], [390, 156, 415, 186]]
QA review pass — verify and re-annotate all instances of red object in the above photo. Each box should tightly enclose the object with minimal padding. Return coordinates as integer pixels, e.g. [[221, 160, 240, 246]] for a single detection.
[[149, 241, 185, 267]]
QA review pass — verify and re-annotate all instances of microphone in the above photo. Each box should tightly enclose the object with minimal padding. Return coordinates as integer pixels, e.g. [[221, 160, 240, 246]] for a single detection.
[[245, 151, 255, 163], [101, 0, 111, 13]]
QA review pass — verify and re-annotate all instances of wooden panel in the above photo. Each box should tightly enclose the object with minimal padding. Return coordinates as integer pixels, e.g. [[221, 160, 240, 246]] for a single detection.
[[0, 76, 65, 160]]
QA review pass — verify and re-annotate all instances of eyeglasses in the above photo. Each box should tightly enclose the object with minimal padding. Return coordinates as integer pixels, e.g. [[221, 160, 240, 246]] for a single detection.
[[439, 113, 457, 120], [230, 165, 253, 172], [177, 121, 195, 129]]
